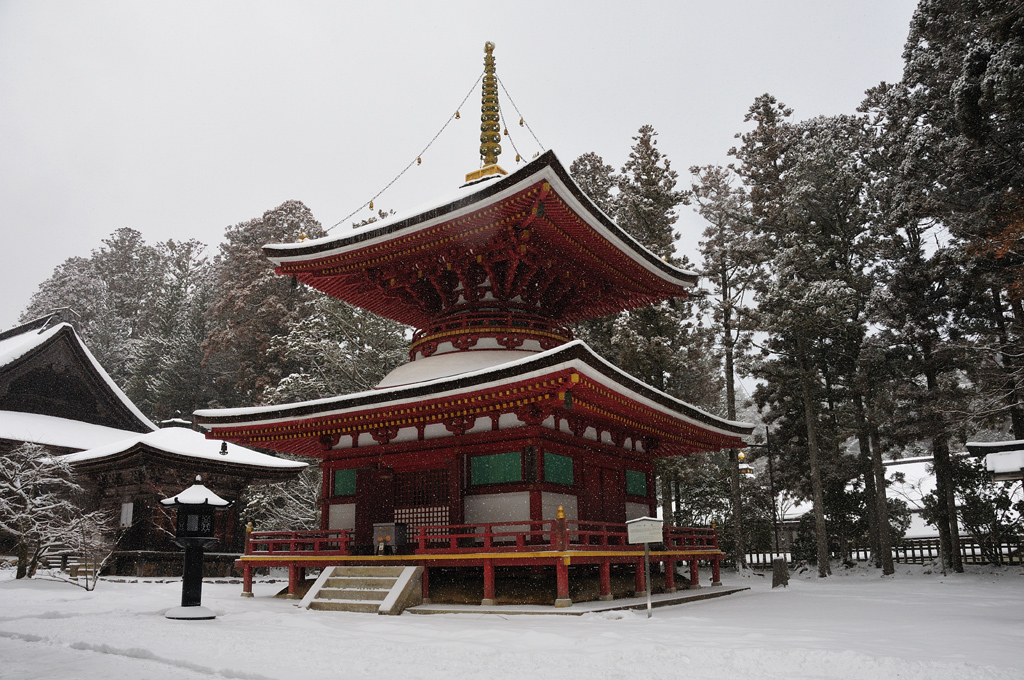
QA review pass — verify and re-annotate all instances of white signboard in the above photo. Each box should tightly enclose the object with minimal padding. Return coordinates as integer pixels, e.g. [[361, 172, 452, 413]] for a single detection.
[[626, 516, 663, 544]]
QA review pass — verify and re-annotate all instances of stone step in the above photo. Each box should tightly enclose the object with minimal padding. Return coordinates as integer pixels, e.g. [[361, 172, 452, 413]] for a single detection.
[[309, 600, 381, 614], [317, 587, 391, 601], [323, 576, 399, 589], [330, 566, 406, 577]]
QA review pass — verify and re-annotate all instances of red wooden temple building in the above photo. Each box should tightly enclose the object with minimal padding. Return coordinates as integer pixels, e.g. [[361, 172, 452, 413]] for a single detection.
[[194, 43, 752, 607]]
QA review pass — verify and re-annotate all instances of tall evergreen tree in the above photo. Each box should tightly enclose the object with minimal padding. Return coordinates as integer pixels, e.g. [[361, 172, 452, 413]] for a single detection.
[[203, 200, 326, 407]]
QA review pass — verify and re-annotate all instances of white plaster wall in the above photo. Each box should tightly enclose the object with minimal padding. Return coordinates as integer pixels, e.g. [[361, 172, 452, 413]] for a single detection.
[[357, 432, 376, 447], [328, 503, 355, 530], [390, 427, 419, 444], [498, 412, 524, 430], [625, 502, 650, 521], [423, 423, 450, 439], [541, 492, 578, 520], [583, 426, 598, 441], [464, 491, 530, 524]]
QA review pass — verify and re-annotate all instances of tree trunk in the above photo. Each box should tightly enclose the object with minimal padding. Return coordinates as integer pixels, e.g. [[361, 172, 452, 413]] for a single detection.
[[797, 338, 830, 577], [15, 541, 28, 580], [722, 277, 745, 570], [870, 429, 895, 575], [854, 394, 879, 565], [932, 435, 963, 572]]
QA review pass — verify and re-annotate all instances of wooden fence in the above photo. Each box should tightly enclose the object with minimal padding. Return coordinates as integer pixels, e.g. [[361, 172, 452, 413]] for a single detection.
[[745, 538, 1023, 567]]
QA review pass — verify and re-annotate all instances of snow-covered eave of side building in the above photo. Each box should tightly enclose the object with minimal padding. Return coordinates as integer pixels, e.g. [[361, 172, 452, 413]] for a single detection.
[[0, 322, 156, 432], [0, 410, 142, 452], [194, 341, 754, 440], [261, 151, 697, 289], [61, 427, 307, 470]]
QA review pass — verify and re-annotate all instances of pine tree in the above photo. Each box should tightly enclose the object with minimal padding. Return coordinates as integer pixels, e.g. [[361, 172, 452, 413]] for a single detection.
[[203, 200, 326, 407], [692, 163, 758, 568]]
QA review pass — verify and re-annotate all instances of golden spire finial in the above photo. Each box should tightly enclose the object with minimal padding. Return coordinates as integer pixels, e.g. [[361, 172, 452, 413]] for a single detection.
[[465, 41, 508, 184], [480, 41, 501, 165]]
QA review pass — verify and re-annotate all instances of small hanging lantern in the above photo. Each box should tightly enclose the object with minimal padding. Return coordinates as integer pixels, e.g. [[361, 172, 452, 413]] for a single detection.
[[417, 157, 422, 165], [503, 127, 508, 136], [519, 117, 524, 126], [455, 110, 461, 119], [515, 154, 521, 162], [369, 200, 374, 210]]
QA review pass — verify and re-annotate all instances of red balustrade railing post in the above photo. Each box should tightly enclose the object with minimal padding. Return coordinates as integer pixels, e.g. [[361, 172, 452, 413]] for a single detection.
[[664, 557, 676, 593], [634, 559, 646, 596], [555, 556, 571, 608], [689, 558, 701, 589], [418, 527, 426, 552], [482, 560, 496, 606], [711, 557, 722, 586], [286, 564, 300, 599], [555, 506, 568, 551], [244, 522, 253, 555], [241, 564, 254, 597], [599, 559, 613, 601], [484, 524, 493, 549]]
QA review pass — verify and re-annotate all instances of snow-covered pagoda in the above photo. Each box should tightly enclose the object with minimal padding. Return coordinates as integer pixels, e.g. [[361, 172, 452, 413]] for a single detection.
[[195, 43, 752, 607]]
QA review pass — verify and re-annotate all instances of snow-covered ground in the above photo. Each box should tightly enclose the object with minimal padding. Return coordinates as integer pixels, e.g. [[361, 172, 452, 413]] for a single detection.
[[1, 564, 1021, 679]]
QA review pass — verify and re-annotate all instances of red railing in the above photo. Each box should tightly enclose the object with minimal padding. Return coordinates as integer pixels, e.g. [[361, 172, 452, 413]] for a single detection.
[[242, 524, 717, 557], [245, 529, 352, 556]]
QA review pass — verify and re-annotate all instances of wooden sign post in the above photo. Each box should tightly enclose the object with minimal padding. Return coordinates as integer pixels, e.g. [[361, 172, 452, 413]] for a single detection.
[[626, 516, 663, 618]]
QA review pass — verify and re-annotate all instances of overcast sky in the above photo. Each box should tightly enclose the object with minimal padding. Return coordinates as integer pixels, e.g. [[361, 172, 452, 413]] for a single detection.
[[0, 1, 919, 330]]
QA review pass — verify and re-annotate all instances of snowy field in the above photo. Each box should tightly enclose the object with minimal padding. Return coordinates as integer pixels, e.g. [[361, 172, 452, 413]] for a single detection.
[[1, 564, 1022, 680]]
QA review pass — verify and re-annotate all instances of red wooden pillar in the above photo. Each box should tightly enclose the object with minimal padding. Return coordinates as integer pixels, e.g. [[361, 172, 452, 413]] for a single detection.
[[634, 559, 646, 595], [555, 557, 571, 607], [421, 563, 431, 603], [241, 563, 254, 597], [689, 558, 701, 589], [482, 560, 496, 606], [287, 564, 300, 598], [711, 556, 722, 586], [599, 560, 613, 601], [664, 558, 676, 593]]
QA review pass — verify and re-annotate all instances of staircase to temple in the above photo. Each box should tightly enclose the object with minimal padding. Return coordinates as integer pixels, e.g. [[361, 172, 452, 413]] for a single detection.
[[301, 566, 423, 615]]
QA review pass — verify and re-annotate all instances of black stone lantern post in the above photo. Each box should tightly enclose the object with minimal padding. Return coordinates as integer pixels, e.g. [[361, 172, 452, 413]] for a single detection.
[[160, 475, 231, 620]]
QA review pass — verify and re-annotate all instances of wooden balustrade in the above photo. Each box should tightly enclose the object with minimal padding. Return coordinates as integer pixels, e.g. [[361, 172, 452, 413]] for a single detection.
[[246, 529, 352, 556], [243, 523, 719, 557]]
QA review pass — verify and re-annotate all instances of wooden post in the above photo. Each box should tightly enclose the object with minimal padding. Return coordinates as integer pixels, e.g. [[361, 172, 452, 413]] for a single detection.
[[711, 556, 722, 586], [286, 564, 299, 599], [244, 522, 253, 555], [555, 556, 571, 607], [421, 563, 431, 604], [555, 506, 567, 551], [599, 560, 613, 601], [482, 560, 496, 606], [689, 558, 701, 589], [241, 563, 254, 597], [664, 558, 676, 593]]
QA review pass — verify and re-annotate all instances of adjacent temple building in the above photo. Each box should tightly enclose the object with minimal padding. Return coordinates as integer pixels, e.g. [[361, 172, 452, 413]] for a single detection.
[[195, 43, 752, 607]]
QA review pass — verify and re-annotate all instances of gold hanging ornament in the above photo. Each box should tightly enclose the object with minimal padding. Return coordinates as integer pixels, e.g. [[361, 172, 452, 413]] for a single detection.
[[519, 117, 524, 126], [369, 201, 374, 210], [455, 110, 461, 119], [417, 157, 422, 165]]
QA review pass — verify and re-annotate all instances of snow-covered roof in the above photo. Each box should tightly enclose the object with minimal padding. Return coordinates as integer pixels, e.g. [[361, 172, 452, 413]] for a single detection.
[[61, 427, 307, 470], [264, 151, 697, 288], [984, 450, 1024, 476], [965, 439, 1024, 454], [0, 410, 141, 451], [376, 349, 537, 389], [160, 476, 231, 507], [196, 340, 753, 441], [0, 320, 156, 432]]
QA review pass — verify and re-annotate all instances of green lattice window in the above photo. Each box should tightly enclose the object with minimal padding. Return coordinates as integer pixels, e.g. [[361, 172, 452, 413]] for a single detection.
[[544, 452, 574, 486], [333, 468, 357, 496], [471, 452, 522, 485], [626, 469, 647, 497]]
